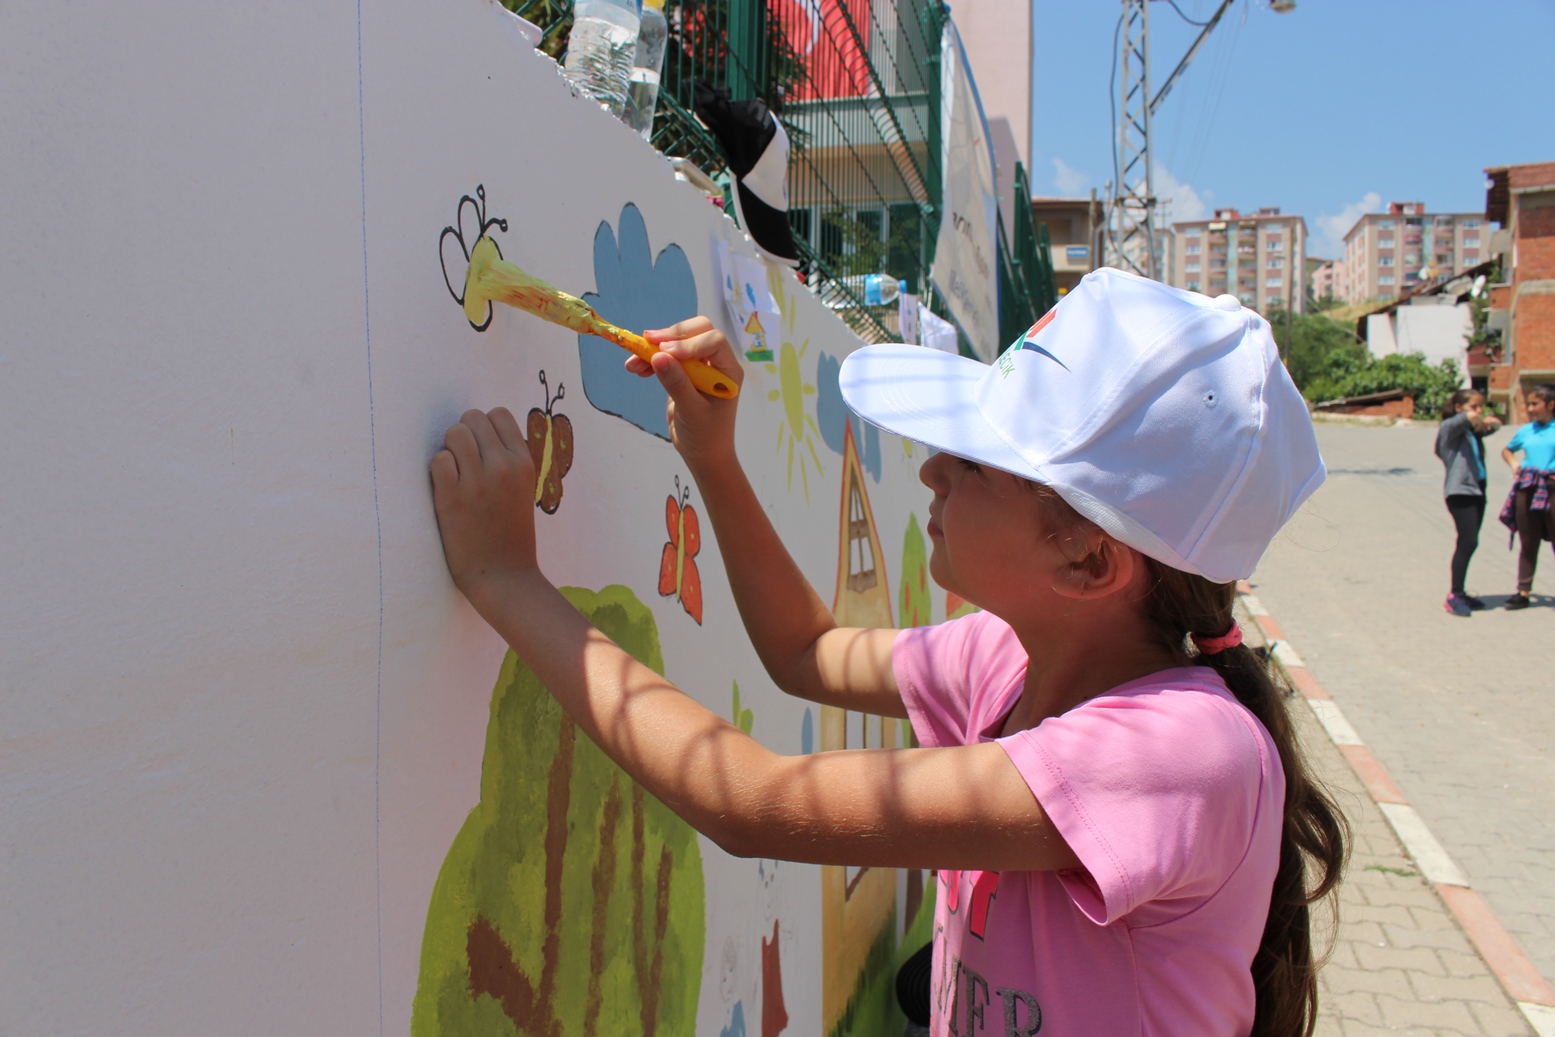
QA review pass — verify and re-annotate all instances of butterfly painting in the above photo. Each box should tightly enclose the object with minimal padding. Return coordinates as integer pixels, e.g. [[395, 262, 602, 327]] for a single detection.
[[658, 475, 703, 624], [526, 370, 573, 514]]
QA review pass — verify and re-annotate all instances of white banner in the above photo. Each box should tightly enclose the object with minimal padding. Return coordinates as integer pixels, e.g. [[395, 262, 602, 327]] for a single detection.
[[929, 20, 1000, 361]]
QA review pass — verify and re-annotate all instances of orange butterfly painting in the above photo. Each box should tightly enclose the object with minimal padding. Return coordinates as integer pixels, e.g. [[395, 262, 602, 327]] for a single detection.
[[658, 475, 703, 624], [526, 370, 573, 514]]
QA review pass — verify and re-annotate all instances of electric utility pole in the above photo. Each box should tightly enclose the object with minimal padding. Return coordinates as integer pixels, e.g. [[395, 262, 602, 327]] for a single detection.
[[1106, 0, 1269, 281], [1106, 0, 1156, 279]]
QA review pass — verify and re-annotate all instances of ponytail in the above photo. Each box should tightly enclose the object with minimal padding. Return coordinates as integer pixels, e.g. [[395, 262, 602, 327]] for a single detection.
[[1141, 561, 1349, 1037], [1443, 388, 1480, 420], [1022, 480, 1349, 1036]]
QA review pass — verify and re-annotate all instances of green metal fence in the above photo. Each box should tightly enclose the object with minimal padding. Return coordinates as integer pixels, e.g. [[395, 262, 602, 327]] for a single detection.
[[503, 0, 1054, 353]]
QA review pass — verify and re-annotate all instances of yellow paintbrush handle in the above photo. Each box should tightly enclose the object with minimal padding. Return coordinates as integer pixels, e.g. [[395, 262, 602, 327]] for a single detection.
[[598, 324, 739, 401]]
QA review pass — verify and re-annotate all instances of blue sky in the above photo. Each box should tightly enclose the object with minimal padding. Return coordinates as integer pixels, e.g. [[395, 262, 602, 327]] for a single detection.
[[1026, 0, 1555, 258]]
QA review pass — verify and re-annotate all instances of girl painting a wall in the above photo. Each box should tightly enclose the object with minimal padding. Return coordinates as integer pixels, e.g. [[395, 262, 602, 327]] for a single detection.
[[430, 269, 1348, 1036]]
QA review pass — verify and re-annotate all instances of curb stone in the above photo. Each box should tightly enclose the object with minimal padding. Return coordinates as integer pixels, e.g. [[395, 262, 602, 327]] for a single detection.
[[1237, 580, 1555, 1037]]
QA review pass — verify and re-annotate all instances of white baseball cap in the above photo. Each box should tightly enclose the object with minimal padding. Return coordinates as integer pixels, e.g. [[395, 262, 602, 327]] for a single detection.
[[838, 268, 1325, 583]]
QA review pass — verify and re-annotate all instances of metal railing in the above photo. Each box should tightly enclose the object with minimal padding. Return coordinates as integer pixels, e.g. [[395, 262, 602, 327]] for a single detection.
[[504, 0, 1054, 353]]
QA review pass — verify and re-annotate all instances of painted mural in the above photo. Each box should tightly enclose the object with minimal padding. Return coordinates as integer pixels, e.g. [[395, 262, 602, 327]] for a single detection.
[[412, 585, 705, 1036], [2, 4, 957, 1031]]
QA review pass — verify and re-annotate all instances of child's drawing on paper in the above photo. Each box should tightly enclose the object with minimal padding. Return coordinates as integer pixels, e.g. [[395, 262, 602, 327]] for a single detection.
[[714, 241, 778, 362], [411, 585, 705, 1037], [579, 204, 699, 440], [526, 371, 573, 514]]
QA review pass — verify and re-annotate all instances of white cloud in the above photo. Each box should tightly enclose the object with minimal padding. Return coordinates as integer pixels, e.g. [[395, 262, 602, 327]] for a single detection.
[[1050, 157, 1091, 196], [1313, 191, 1381, 259], [1154, 165, 1207, 224]]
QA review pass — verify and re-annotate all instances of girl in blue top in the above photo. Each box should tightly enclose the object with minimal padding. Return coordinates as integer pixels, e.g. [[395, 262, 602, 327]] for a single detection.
[[1499, 383, 1555, 609]]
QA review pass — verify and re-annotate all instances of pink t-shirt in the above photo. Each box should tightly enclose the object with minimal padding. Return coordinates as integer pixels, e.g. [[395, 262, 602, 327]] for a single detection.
[[893, 611, 1284, 1037]]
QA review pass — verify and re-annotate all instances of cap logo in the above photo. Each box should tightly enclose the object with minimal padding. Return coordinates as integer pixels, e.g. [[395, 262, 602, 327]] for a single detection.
[[1019, 308, 1067, 370]]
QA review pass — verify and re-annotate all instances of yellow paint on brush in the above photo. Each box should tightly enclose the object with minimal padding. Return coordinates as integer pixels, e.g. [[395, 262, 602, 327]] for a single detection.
[[463, 236, 738, 400]]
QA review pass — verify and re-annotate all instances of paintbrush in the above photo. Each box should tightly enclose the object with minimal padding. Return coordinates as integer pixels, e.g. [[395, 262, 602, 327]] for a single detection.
[[463, 237, 738, 400]]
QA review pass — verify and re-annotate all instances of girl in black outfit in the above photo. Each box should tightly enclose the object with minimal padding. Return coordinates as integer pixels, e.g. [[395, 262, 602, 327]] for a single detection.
[[1436, 389, 1502, 616]]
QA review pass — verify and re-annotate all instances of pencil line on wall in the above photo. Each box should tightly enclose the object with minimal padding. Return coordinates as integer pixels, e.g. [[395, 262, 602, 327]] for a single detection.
[[356, 1, 386, 1033]]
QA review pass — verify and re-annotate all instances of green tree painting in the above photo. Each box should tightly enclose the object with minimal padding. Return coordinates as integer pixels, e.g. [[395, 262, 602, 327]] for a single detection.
[[412, 585, 705, 1037], [899, 513, 931, 629]]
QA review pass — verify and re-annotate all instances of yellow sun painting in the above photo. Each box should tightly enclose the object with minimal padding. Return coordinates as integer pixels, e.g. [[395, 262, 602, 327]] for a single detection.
[[764, 274, 825, 501]]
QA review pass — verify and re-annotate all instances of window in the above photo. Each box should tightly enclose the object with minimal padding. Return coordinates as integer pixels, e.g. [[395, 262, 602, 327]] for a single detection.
[[1378, 236, 1395, 248], [1404, 252, 1420, 264], [1266, 277, 1283, 288], [1266, 295, 1283, 307], [1463, 251, 1478, 264], [1185, 244, 1201, 255], [1464, 219, 1481, 228], [1210, 258, 1227, 270], [1186, 261, 1201, 273], [1187, 280, 1201, 291], [1267, 239, 1284, 252], [1405, 217, 1423, 227], [1378, 219, 1395, 229], [1267, 257, 1283, 269], [1379, 256, 1395, 267], [1436, 253, 1452, 265], [1464, 236, 1480, 248], [1378, 274, 1395, 285]]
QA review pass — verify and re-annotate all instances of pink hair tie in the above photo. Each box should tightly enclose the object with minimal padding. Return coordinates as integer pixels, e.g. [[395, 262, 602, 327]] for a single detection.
[[1192, 622, 1243, 656]]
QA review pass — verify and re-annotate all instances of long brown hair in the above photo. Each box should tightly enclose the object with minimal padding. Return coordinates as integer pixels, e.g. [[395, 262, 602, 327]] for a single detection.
[[1031, 485, 1349, 1037]]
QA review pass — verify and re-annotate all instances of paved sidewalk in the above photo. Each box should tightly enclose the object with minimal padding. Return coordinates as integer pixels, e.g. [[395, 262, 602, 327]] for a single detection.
[[1244, 420, 1555, 1034], [1233, 602, 1536, 1036]]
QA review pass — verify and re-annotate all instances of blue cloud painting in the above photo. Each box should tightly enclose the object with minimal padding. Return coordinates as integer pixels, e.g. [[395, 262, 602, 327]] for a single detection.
[[815, 351, 882, 482], [579, 204, 699, 441]]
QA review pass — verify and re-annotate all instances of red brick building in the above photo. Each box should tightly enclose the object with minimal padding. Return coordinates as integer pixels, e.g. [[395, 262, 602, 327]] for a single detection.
[[1483, 161, 1555, 421]]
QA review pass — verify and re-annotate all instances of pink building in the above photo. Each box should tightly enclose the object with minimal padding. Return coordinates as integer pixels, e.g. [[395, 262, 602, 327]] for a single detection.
[[1311, 258, 1347, 303]]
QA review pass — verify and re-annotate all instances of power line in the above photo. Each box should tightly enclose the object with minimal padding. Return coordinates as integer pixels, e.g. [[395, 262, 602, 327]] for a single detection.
[[1160, 0, 1212, 27]]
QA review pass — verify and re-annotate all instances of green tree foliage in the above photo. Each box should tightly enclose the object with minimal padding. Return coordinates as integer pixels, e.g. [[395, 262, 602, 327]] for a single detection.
[[1268, 309, 1463, 417], [1303, 352, 1463, 417], [413, 585, 704, 1037], [1267, 310, 1367, 391]]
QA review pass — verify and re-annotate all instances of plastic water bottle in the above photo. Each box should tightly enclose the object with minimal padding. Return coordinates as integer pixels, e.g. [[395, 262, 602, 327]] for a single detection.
[[563, 0, 641, 117], [824, 273, 901, 308], [622, 0, 668, 139]]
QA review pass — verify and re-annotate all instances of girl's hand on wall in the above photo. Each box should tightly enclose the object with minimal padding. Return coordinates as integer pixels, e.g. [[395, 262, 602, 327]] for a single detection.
[[636, 318, 743, 476], [430, 408, 539, 613]]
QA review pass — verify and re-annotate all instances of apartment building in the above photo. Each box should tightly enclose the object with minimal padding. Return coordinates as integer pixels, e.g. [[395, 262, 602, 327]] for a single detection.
[[1168, 207, 1307, 314], [1341, 202, 1487, 304], [1311, 257, 1347, 303], [1030, 195, 1104, 296], [1482, 162, 1555, 421]]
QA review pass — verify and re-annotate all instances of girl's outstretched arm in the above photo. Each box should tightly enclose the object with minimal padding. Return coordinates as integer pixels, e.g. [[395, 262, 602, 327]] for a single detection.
[[430, 407, 1078, 872], [633, 319, 903, 719]]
